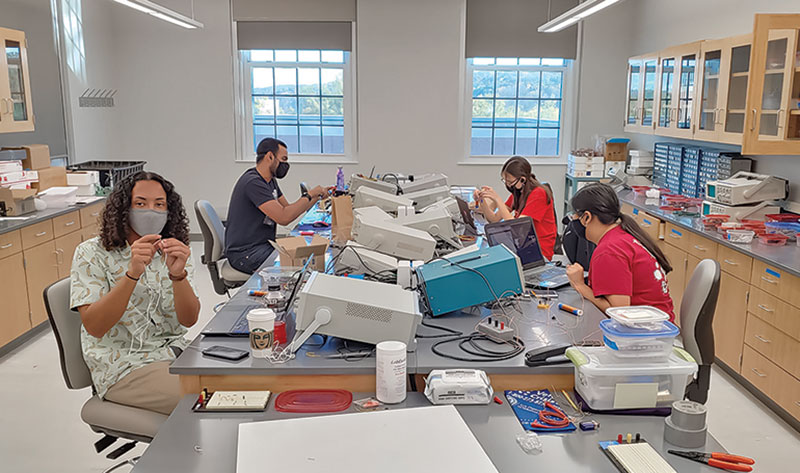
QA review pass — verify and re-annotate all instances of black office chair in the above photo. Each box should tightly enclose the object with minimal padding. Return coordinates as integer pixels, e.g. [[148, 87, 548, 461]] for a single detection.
[[194, 200, 249, 296], [680, 259, 720, 404]]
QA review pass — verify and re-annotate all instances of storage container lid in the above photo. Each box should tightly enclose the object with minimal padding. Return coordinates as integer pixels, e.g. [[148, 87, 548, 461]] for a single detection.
[[605, 305, 670, 327], [600, 319, 679, 338], [566, 346, 697, 376]]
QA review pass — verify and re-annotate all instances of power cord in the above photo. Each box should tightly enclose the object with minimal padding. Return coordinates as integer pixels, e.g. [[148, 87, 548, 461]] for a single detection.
[[431, 333, 525, 362], [416, 318, 464, 339]]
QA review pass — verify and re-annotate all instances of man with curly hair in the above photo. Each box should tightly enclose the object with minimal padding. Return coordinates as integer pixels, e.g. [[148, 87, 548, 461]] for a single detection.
[[69, 171, 200, 415]]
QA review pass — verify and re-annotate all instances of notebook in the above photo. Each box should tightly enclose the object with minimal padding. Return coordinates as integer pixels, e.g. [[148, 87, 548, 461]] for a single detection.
[[201, 391, 271, 412]]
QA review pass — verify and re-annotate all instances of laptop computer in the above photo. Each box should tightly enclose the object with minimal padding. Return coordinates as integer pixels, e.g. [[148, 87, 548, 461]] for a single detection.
[[202, 262, 310, 337], [483, 216, 570, 290], [455, 196, 478, 237]]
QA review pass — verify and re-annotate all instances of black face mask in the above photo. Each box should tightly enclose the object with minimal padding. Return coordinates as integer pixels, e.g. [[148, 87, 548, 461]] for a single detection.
[[274, 161, 290, 179], [568, 215, 587, 240]]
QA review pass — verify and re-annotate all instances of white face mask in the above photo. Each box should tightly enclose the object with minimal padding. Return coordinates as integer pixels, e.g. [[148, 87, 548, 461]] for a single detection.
[[129, 208, 168, 236]]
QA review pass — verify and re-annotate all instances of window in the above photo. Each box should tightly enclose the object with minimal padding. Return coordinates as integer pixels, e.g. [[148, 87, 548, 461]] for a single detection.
[[238, 49, 352, 159], [468, 58, 569, 157], [61, 0, 85, 80]]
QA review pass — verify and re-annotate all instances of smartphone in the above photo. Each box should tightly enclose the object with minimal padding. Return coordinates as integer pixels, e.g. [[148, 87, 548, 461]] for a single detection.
[[202, 345, 249, 361]]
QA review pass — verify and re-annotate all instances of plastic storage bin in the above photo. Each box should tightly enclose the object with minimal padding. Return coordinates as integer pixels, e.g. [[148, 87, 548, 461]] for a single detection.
[[764, 221, 800, 241], [38, 186, 78, 208], [600, 319, 679, 361], [727, 229, 755, 244], [566, 346, 698, 410], [67, 161, 146, 189], [605, 306, 669, 329]]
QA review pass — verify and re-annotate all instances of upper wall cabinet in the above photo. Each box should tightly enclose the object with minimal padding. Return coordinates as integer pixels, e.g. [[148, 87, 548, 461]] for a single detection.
[[0, 27, 34, 134], [654, 42, 702, 140], [694, 34, 753, 145], [624, 54, 658, 134], [742, 14, 800, 155]]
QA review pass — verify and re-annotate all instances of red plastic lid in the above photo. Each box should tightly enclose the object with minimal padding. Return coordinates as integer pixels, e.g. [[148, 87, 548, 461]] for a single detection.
[[765, 213, 800, 222], [758, 233, 789, 246], [274, 389, 353, 413], [659, 205, 682, 212]]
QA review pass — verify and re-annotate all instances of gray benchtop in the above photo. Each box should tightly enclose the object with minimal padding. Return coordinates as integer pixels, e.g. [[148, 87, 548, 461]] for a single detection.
[[0, 197, 105, 235], [619, 189, 800, 278]]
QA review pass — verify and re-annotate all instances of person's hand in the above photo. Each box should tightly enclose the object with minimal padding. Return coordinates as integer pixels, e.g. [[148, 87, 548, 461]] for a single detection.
[[159, 238, 191, 278], [479, 186, 502, 204], [472, 188, 481, 202], [309, 185, 326, 199], [566, 263, 585, 287], [128, 234, 160, 279]]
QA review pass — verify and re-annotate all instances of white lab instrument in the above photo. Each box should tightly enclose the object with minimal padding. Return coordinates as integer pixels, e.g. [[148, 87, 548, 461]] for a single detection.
[[399, 173, 449, 194], [396, 260, 423, 290], [376, 341, 407, 404], [705, 171, 788, 205], [397, 205, 414, 218], [349, 174, 398, 194], [445, 243, 481, 259], [404, 185, 451, 209], [424, 369, 494, 405], [291, 272, 422, 353], [353, 186, 414, 213], [701, 200, 780, 222], [353, 205, 393, 222], [335, 242, 399, 274], [394, 207, 462, 248], [420, 196, 461, 218], [351, 214, 436, 261]]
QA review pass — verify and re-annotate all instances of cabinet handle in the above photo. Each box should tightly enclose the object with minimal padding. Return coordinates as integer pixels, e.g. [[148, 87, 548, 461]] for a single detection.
[[761, 276, 778, 285], [693, 245, 707, 252], [0, 98, 6, 114], [777, 109, 785, 130], [751, 368, 767, 378], [754, 334, 772, 344], [91, 212, 100, 217], [669, 233, 682, 239], [717, 108, 725, 125], [0, 243, 12, 249], [757, 304, 775, 313], [750, 108, 757, 131], [723, 259, 739, 266], [64, 221, 76, 227], [796, 401, 800, 408], [35, 231, 47, 237]]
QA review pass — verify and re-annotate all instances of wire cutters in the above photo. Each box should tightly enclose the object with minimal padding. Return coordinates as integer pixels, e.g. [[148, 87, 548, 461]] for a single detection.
[[530, 401, 570, 429], [668, 450, 755, 472]]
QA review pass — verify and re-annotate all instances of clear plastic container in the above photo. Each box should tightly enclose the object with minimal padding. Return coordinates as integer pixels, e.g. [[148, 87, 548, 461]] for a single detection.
[[600, 319, 679, 361], [566, 346, 698, 410], [605, 305, 669, 329], [38, 186, 78, 208], [727, 229, 755, 244], [765, 222, 800, 241], [758, 233, 789, 246]]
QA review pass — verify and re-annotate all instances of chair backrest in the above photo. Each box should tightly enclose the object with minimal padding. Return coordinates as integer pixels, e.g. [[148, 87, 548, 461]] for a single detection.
[[680, 259, 720, 366], [194, 200, 226, 264], [44, 278, 93, 391]]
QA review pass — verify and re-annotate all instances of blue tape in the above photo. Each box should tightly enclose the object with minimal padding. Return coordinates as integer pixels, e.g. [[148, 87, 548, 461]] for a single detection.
[[765, 268, 781, 279]]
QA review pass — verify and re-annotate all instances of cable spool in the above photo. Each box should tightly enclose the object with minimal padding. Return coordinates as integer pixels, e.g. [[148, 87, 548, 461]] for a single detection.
[[664, 400, 708, 448]]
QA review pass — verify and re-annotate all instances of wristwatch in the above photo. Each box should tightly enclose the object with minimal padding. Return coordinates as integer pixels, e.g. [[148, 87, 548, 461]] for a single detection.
[[300, 182, 312, 202]]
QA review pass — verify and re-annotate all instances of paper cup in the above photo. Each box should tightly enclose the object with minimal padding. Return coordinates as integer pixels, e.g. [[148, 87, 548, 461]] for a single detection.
[[376, 341, 407, 404], [246, 308, 276, 358]]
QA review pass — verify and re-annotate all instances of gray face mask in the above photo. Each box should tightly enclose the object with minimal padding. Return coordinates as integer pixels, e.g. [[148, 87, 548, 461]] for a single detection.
[[129, 208, 168, 237]]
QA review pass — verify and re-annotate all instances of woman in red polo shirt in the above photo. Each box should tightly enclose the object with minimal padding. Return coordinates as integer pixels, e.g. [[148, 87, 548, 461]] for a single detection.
[[565, 183, 675, 321], [474, 157, 557, 260]]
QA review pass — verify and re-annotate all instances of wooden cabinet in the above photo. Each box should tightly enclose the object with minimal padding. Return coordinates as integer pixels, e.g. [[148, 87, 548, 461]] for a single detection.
[[0, 229, 22, 259], [80, 202, 104, 228], [713, 271, 750, 371], [52, 211, 80, 238], [20, 219, 54, 250], [743, 14, 800, 154], [624, 55, 658, 134], [661, 242, 687, 318], [654, 42, 702, 139], [742, 344, 800, 420], [748, 286, 800, 341], [664, 223, 690, 252], [0, 27, 34, 133], [0, 253, 31, 347], [750, 259, 800, 308], [745, 313, 800, 379], [687, 232, 718, 260], [23, 240, 59, 326], [718, 245, 753, 282], [636, 212, 662, 242], [55, 231, 82, 279], [81, 224, 100, 241]]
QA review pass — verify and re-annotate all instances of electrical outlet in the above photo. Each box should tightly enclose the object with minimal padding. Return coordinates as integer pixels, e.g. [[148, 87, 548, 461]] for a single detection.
[[477, 317, 515, 341]]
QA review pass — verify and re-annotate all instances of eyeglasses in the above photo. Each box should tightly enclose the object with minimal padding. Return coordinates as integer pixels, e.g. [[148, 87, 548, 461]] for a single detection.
[[501, 176, 520, 186]]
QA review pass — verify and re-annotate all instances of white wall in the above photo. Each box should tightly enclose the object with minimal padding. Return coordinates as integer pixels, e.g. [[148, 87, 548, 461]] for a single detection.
[[63, 0, 569, 232]]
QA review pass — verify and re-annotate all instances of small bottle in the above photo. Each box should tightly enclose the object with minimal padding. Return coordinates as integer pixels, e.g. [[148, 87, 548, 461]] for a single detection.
[[336, 166, 345, 191]]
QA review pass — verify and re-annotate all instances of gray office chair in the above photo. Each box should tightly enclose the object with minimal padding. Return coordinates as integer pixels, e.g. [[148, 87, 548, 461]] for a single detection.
[[679, 259, 720, 404], [194, 200, 250, 296], [44, 278, 167, 473]]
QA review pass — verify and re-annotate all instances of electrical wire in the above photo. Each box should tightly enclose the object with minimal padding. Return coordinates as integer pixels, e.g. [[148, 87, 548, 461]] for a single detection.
[[416, 318, 464, 339], [431, 334, 525, 362]]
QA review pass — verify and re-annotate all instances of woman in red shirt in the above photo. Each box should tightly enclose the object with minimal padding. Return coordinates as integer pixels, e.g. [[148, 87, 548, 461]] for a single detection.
[[565, 183, 675, 321], [474, 157, 558, 260]]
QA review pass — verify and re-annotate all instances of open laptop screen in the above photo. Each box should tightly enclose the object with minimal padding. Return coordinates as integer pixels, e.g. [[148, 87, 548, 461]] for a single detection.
[[484, 217, 544, 270]]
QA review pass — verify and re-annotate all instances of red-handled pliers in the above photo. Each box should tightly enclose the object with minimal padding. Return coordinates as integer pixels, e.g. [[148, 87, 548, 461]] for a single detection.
[[668, 450, 755, 472], [530, 401, 570, 430]]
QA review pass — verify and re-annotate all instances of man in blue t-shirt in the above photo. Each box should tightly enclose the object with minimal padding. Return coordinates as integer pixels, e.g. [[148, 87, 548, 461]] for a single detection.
[[225, 138, 326, 274]]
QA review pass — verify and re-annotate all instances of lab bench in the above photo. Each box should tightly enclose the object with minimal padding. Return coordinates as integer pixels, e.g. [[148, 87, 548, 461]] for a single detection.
[[618, 189, 800, 431], [0, 198, 105, 355]]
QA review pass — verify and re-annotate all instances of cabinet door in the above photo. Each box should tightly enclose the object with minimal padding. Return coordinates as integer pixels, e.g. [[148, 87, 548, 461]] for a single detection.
[[743, 14, 800, 154], [713, 271, 750, 371], [55, 231, 83, 279], [694, 40, 724, 142], [720, 34, 753, 144], [0, 253, 31, 347], [624, 58, 643, 131], [640, 57, 658, 132], [0, 27, 34, 133], [24, 241, 59, 327], [656, 42, 702, 138], [661, 243, 687, 319]]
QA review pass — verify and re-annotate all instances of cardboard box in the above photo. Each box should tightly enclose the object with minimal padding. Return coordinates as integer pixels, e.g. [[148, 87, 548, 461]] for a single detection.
[[605, 139, 630, 162], [33, 166, 67, 192], [1, 144, 50, 170], [0, 187, 36, 216], [270, 235, 329, 271]]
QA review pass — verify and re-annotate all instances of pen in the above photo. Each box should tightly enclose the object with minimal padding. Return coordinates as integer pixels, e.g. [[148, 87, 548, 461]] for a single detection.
[[557, 303, 583, 316], [248, 290, 267, 297]]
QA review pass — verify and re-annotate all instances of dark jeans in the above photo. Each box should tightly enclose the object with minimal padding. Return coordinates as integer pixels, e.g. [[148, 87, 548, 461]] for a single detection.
[[227, 244, 274, 275]]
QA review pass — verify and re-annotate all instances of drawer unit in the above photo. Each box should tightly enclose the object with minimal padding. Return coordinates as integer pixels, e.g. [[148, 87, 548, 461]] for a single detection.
[[750, 260, 800, 308], [718, 245, 753, 282], [687, 232, 718, 260], [638, 213, 662, 242], [20, 219, 54, 250], [742, 345, 800, 422], [52, 211, 81, 238], [621, 202, 635, 218], [80, 202, 104, 228], [0, 230, 22, 259], [81, 223, 101, 241], [745, 314, 800, 379], [664, 223, 690, 252], [748, 286, 800, 342]]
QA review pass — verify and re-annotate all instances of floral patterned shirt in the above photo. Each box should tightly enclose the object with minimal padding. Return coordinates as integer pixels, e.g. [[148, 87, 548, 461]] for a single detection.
[[69, 237, 196, 398]]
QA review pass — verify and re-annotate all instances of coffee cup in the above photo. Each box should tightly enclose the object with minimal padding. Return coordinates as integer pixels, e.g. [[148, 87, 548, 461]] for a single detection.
[[246, 308, 276, 358]]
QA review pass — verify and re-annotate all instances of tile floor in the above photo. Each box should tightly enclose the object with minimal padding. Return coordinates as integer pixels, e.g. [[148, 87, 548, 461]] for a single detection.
[[1, 243, 798, 472]]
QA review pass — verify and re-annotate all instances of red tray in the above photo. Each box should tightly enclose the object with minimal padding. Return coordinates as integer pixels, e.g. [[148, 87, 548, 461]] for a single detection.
[[758, 233, 789, 246], [274, 389, 353, 413], [766, 213, 800, 222]]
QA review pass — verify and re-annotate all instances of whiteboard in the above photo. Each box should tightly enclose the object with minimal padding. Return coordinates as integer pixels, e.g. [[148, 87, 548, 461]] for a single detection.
[[236, 405, 498, 473]]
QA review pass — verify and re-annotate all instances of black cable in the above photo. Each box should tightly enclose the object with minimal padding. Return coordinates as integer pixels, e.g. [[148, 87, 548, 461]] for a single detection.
[[416, 318, 464, 339], [431, 333, 525, 362], [381, 173, 403, 194]]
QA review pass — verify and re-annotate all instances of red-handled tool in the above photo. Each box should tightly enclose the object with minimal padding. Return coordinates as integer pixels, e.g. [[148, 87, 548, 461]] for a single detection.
[[668, 450, 755, 472]]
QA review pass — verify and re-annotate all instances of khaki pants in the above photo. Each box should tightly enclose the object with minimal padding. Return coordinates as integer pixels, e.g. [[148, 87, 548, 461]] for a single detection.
[[104, 361, 182, 416]]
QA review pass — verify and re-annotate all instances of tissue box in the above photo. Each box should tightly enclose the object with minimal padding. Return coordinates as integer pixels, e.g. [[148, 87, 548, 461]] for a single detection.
[[270, 235, 329, 271]]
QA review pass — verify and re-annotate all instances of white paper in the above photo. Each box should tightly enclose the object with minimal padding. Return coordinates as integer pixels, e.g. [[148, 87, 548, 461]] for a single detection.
[[236, 405, 498, 473]]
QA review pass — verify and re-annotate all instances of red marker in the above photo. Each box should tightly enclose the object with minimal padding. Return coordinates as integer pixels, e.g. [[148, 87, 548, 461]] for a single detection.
[[300, 231, 315, 236], [493, 396, 503, 405], [618, 434, 623, 444]]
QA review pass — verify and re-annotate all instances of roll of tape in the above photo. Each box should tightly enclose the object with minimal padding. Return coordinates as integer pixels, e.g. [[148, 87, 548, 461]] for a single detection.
[[670, 400, 708, 431], [664, 416, 707, 448]]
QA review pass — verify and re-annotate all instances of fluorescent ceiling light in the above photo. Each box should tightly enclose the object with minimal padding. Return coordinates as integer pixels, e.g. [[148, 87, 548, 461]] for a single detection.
[[538, 0, 624, 33], [112, 0, 203, 29]]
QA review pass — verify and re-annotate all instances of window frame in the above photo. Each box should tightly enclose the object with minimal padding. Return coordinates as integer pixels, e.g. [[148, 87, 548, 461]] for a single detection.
[[233, 47, 358, 164], [464, 58, 573, 162]]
